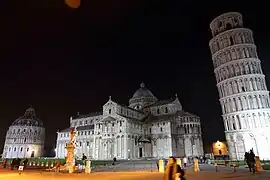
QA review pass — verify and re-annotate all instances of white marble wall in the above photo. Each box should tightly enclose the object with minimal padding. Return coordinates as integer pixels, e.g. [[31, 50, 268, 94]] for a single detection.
[[226, 129, 270, 160], [3, 126, 45, 159]]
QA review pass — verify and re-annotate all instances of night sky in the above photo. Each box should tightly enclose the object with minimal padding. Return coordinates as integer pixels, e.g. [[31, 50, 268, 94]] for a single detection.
[[0, 1, 270, 154]]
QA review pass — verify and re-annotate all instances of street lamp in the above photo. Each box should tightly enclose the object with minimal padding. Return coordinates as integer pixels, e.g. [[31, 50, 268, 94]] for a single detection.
[[128, 149, 130, 160]]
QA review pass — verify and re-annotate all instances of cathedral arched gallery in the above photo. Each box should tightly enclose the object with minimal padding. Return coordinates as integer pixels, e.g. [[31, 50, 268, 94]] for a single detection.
[[55, 83, 204, 160]]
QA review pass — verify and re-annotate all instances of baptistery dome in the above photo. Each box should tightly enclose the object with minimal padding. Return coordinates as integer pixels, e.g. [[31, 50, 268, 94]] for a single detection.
[[12, 107, 43, 127], [2, 107, 45, 159], [129, 82, 158, 110]]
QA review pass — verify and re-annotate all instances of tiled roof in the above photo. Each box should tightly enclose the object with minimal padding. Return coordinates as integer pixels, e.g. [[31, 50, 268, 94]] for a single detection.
[[59, 128, 71, 132], [59, 125, 94, 132], [102, 116, 116, 122], [76, 125, 94, 130], [72, 112, 102, 120], [145, 110, 199, 123], [144, 97, 176, 108]]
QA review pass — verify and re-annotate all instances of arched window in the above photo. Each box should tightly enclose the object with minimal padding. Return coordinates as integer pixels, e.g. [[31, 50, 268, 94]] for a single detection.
[[165, 107, 168, 113], [219, 21, 222, 28], [226, 23, 232, 30], [157, 108, 160, 114], [230, 37, 234, 45], [232, 123, 236, 130]]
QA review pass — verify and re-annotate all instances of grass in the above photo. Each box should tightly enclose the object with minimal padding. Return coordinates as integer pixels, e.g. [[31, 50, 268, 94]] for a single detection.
[[262, 164, 270, 170], [211, 159, 270, 170], [0, 158, 112, 168]]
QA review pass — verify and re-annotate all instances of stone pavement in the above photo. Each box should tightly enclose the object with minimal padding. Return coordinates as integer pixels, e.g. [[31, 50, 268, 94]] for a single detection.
[[0, 164, 269, 180]]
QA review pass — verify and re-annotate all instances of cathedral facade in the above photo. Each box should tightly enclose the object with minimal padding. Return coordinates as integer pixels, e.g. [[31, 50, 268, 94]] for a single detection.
[[55, 83, 204, 160], [209, 12, 270, 160], [2, 107, 45, 158]]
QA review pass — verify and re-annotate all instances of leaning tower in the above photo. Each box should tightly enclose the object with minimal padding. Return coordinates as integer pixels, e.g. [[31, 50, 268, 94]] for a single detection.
[[209, 12, 270, 160]]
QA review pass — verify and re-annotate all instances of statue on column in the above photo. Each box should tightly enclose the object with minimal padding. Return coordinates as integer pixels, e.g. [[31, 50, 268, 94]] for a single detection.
[[65, 127, 76, 173]]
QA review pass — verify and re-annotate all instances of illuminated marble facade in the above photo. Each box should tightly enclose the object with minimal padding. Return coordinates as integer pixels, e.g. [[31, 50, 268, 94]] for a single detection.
[[55, 83, 204, 160], [2, 107, 45, 158]]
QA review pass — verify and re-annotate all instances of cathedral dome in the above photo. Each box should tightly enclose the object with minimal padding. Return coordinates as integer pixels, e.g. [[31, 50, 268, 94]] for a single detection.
[[129, 82, 158, 109], [11, 107, 43, 127]]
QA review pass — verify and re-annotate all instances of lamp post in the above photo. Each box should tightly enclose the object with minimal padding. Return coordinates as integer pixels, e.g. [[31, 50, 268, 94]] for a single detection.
[[128, 149, 130, 160]]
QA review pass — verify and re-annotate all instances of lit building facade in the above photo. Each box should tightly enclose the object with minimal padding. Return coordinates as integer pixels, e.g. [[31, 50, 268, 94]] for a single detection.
[[2, 107, 45, 158], [209, 12, 270, 160], [55, 83, 204, 160], [212, 141, 228, 157]]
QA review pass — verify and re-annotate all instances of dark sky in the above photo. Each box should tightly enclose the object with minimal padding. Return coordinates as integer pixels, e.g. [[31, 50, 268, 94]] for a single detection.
[[0, 1, 269, 154]]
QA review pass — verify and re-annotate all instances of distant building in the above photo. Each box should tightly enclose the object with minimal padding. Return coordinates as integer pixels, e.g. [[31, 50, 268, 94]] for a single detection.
[[212, 141, 228, 157], [209, 12, 270, 160], [55, 83, 204, 160], [2, 107, 45, 158]]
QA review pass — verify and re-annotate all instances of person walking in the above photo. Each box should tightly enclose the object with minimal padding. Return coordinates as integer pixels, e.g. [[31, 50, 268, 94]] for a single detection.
[[248, 149, 256, 174], [164, 156, 185, 180], [244, 152, 250, 170], [183, 157, 187, 168]]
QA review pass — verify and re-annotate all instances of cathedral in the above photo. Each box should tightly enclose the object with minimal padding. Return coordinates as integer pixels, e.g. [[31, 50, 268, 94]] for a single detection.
[[2, 107, 45, 158], [55, 83, 204, 160]]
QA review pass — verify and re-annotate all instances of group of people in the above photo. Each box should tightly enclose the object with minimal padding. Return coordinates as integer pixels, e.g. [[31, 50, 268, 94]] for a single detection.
[[244, 149, 256, 174]]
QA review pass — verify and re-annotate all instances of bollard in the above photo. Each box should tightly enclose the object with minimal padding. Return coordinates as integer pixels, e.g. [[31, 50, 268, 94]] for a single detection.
[[158, 159, 164, 173], [214, 163, 217, 172], [255, 156, 262, 172], [68, 165, 75, 174], [85, 160, 91, 173], [232, 163, 236, 172], [176, 158, 182, 168], [193, 159, 200, 172]]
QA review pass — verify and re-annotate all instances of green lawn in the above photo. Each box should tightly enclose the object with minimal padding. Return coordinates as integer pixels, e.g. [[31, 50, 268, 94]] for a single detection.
[[263, 164, 270, 170], [211, 159, 270, 170], [0, 158, 112, 168]]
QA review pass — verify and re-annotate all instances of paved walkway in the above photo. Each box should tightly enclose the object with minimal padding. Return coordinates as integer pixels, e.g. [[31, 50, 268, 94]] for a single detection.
[[0, 164, 269, 180]]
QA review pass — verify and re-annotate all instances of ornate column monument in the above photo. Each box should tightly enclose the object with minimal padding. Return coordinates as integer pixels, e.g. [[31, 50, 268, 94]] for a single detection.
[[65, 127, 76, 173], [209, 12, 270, 160]]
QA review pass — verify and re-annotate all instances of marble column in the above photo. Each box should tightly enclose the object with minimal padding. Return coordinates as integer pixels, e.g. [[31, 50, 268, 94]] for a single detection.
[[124, 135, 127, 159]]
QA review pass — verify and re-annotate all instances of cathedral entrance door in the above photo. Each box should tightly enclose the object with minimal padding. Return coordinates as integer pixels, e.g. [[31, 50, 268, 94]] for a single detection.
[[31, 151, 35, 157], [139, 148, 143, 158]]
